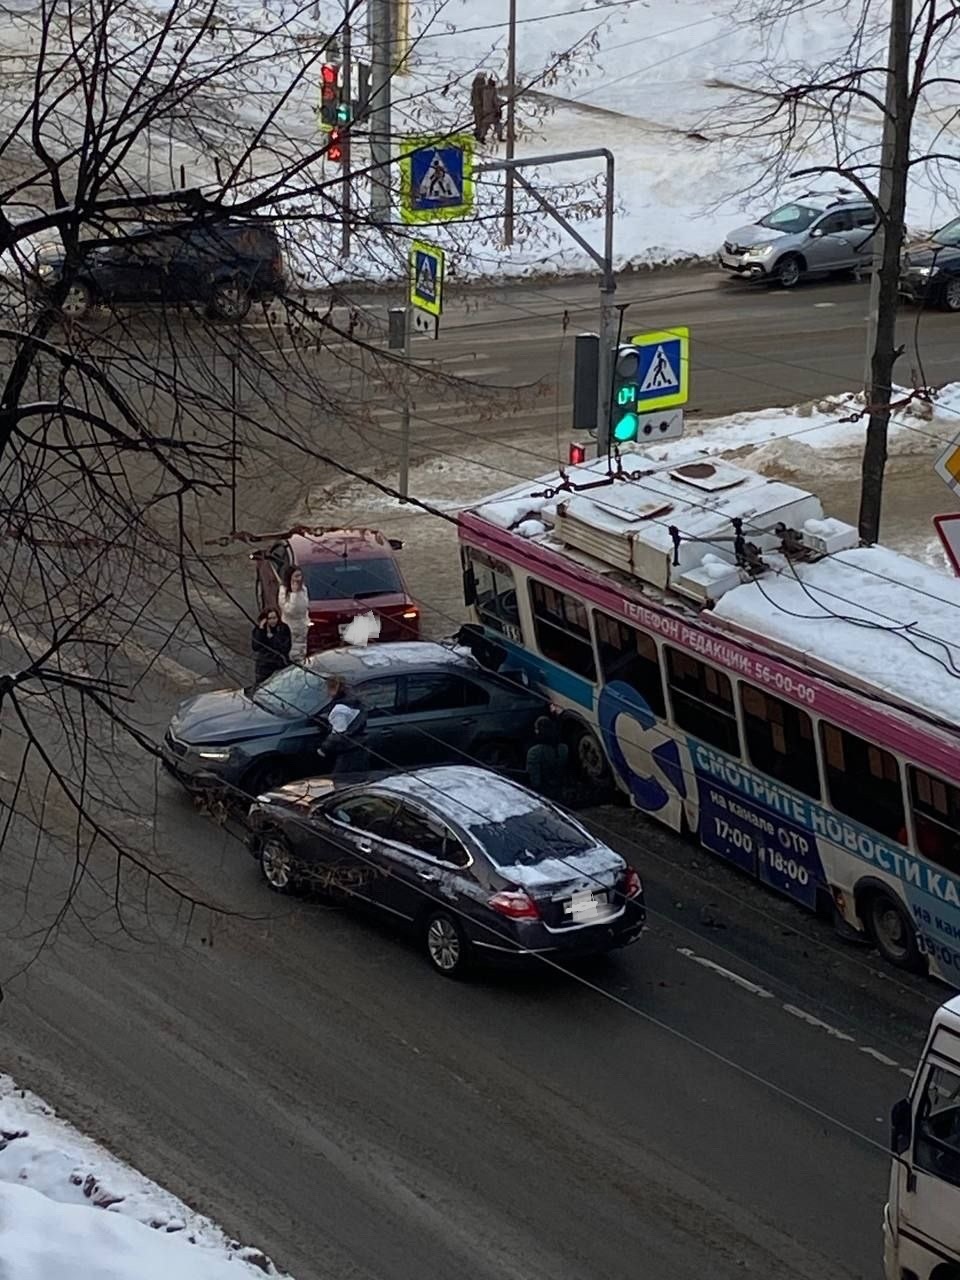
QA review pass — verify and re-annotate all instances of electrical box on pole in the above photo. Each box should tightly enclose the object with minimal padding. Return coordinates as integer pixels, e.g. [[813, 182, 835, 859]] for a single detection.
[[572, 333, 599, 433]]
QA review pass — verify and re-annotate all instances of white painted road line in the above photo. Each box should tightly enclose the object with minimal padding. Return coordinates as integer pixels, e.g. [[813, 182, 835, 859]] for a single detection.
[[676, 947, 775, 998], [678, 947, 913, 1076]]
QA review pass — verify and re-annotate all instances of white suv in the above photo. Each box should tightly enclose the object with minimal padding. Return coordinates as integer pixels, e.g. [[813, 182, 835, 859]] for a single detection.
[[718, 192, 878, 288]]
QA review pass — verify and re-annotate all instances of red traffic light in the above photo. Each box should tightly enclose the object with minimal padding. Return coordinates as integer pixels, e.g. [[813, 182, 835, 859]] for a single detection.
[[568, 442, 587, 465], [321, 63, 338, 84], [328, 128, 343, 163]]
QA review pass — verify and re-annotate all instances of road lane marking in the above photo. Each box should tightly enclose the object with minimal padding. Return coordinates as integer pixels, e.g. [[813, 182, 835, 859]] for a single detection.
[[678, 947, 912, 1076], [676, 947, 774, 997], [782, 1003, 854, 1042]]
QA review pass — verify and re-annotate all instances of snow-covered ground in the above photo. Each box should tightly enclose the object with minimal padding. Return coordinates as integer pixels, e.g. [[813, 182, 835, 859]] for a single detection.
[[0, 1076, 286, 1280], [2, 0, 958, 281]]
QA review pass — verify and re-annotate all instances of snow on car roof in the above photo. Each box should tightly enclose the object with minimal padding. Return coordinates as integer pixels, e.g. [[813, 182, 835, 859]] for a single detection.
[[711, 545, 960, 729], [374, 765, 545, 825], [306, 642, 472, 673]]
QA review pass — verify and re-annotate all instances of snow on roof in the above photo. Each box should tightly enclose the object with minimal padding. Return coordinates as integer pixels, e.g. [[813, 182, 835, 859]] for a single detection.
[[712, 546, 960, 728], [309, 642, 471, 672], [374, 765, 544, 826]]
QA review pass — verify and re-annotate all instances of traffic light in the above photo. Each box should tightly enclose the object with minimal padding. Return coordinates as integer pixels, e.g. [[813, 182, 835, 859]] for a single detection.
[[610, 344, 641, 443], [328, 127, 343, 164], [320, 63, 339, 130]]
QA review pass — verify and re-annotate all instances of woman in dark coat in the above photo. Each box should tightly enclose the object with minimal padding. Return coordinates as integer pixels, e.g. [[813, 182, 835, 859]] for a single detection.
[[252, 608, 291, 684]]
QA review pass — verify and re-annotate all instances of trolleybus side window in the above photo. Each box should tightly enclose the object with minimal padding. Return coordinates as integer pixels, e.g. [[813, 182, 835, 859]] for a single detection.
[[820, 722, 905, 840], [664, 648, 740, 757], [528, 580, 597, 681], [909, 767, 960, 874], [594, 612, 665, 717], [467, 551, 520, 636], [740, 684, 821, 800]]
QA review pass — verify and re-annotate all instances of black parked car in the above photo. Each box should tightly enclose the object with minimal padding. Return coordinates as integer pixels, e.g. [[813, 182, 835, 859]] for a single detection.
[[31, 219, 286, 321], [247, 765, 646, 976], [900, 217, 960, 311], [162, 642, 543, 800]]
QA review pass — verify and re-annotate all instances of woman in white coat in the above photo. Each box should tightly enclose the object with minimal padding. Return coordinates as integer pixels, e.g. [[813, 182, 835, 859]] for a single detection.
[[277, 565, 310, 662]]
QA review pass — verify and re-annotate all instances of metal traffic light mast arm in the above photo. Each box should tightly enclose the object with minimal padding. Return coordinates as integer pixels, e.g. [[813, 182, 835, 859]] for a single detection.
[[473, 149, 616, 453]]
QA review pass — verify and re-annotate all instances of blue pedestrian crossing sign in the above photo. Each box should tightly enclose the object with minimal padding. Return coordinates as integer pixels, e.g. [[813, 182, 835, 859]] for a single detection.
[[400, 135, 474, 225], [409, 241, 445, 317], [630, 327, 690, 411]]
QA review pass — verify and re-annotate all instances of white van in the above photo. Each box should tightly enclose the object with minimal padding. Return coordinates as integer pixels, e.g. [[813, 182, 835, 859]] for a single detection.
[[885, 996, 960, 1280]]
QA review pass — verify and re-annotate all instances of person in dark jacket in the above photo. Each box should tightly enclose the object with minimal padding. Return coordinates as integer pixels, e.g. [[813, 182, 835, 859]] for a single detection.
[[470, 72, 487, 141], [252, 609, 291, 684], [526, 715, 569, 800], [319, 674, 370, 775]]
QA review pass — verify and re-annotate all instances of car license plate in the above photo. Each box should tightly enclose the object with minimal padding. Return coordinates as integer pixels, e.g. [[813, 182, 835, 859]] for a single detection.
[[564, 889, 606, 922]]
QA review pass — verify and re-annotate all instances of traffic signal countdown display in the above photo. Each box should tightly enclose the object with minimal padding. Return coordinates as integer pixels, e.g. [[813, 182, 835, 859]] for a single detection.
[[610, 344, 642, 443]]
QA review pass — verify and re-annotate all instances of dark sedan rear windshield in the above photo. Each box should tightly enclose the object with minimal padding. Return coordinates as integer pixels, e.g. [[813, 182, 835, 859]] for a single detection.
[[303, 557, 402, 601], [476, 808, 593, 867]]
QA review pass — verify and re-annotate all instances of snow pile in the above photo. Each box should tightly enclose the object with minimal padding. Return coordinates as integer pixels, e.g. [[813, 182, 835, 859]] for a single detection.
[[712, 545, 960, 728], [0, 1077, 286, 1280], [644, 384, 958, 475]]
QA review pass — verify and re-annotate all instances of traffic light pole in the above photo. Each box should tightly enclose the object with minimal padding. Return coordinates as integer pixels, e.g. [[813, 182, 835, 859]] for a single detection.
[[340, 3, 352, 259], [473, 149, 616, 454]]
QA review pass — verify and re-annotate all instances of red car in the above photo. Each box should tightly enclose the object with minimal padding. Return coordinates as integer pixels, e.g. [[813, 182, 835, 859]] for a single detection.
[[251, 529, 420, 654]]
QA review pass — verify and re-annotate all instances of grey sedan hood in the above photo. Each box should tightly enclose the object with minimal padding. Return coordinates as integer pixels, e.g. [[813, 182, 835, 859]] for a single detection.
[[170, 689, 284, 745], [724, 223, 786, 249]]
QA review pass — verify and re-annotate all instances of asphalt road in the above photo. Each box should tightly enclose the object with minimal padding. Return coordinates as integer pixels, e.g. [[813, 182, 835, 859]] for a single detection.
[[0, 267, 955, 1280]]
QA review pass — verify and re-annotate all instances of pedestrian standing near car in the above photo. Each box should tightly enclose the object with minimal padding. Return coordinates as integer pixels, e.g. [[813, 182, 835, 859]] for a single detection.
[[252, 609, 291, 685], [525, 715, 569, 801], [278, 565, 309, 662], [319, 674, 370, 775]]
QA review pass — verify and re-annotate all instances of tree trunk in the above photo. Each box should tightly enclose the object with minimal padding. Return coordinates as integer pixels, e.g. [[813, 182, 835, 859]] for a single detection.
[[858, 0, 913, 545]]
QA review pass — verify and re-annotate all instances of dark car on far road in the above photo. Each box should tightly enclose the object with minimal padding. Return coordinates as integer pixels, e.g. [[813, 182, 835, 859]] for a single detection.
[[31, 219, 286, 321], [161, 641, 543, 799], [247, 765, 646, 976], [252, 529, 420, 653], [899, 216, 960, 311]]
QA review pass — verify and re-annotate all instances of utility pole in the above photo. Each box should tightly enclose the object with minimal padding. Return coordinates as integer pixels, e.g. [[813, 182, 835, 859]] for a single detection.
[[858, 0, 912, 545], [504, 0, 517, 246], [368, 0, 393, 224], [340, 1, 352, 258]]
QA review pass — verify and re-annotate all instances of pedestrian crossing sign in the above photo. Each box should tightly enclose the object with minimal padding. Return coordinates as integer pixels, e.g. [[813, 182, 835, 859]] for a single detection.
[[630, 327, 690, 411], [400, 135, 475, 225], [409, 241, 445, 317]]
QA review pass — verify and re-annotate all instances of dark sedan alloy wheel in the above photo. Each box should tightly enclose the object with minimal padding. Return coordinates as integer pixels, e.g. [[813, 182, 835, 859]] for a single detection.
[[60, 282, 92, 317], [943, 277, 960, 312], [424, 911, 469, 977], [260, 836, 295, 893], [210, 282, 252, 321]]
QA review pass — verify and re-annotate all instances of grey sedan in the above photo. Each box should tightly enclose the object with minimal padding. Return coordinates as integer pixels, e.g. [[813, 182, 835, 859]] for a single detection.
[[161, 642, 543, 799]]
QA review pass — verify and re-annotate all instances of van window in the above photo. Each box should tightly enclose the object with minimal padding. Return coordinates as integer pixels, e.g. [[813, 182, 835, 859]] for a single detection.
[[915, 1064, 960, 1188], [594, 612, 665, 717], [820, 723, 904, 840], [740, 684, 820, 799], [665, 648, 739, 756], [909, 768, 960, 874], [528, 580, 596, 681]]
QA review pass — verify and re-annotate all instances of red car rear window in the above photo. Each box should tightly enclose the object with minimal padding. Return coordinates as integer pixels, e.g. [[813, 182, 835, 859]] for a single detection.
[[302, 557, 403, 601]]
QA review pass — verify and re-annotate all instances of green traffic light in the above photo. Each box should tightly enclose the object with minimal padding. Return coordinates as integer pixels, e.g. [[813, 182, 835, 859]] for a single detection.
[[614, 412, 638, 442], [336, 103, 350, 122]]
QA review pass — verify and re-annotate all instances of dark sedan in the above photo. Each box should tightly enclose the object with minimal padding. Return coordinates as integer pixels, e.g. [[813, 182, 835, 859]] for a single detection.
[[247, 765, 646, 976], [161, 642, 543, 800], [899, 217, 960, 311]]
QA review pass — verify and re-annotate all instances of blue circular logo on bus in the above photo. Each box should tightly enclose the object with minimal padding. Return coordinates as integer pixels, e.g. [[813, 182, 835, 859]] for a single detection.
[[597, 681, 686, 814]]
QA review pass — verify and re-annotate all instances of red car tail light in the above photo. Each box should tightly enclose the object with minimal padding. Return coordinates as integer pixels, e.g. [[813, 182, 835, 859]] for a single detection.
[[620, 866, 642, 899], [402, 608, 418, 620], [488, 890, 540, 920]]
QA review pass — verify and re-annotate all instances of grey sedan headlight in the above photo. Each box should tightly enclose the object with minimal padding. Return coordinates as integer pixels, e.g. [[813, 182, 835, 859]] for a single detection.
[[743, 243, 774, 258]]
